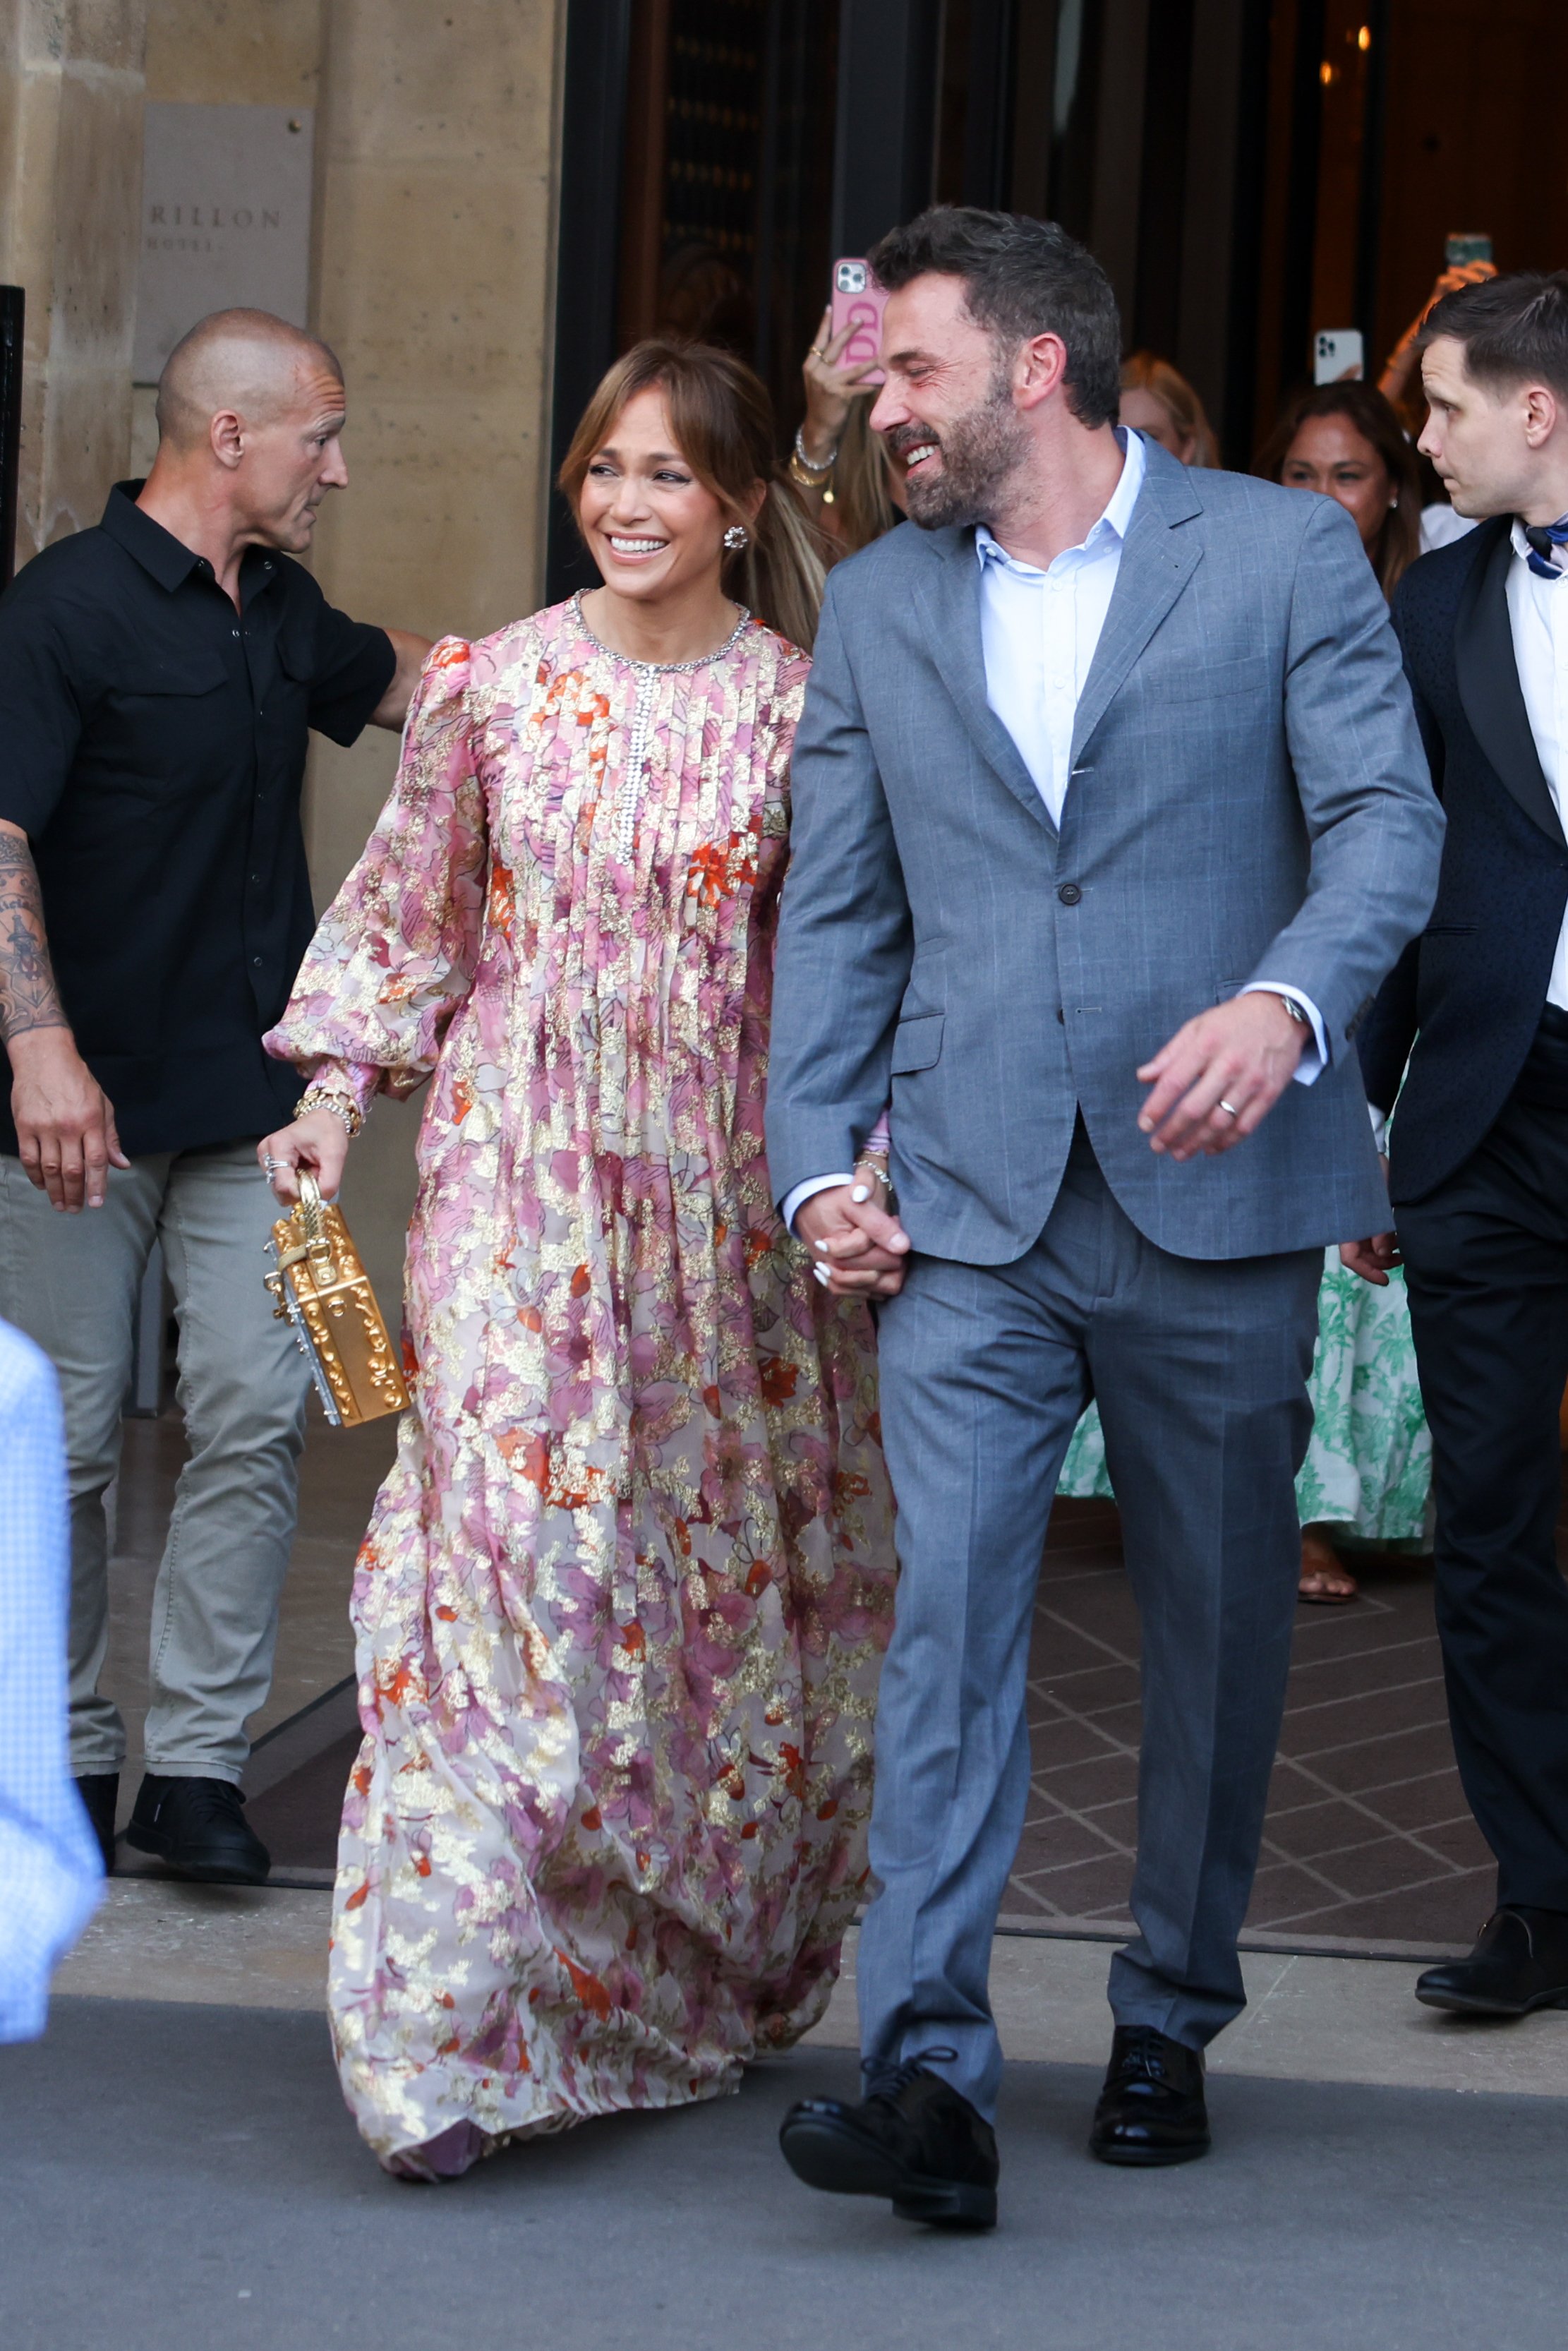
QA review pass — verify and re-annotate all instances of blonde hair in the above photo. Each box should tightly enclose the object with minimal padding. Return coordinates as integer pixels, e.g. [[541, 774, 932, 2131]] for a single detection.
[[828, 399, 902, 555], [559, 339, 825, 651], [1119, 351, 1219, 468]]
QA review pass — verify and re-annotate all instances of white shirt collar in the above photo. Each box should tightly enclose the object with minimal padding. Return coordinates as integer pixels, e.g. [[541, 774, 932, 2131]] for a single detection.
[[975, 426, 1147, 577], [1509, 515, 1568, 577]]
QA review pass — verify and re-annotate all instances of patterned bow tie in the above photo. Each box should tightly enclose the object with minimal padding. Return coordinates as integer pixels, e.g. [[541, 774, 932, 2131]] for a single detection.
[[1522, 516, 1568, 577]]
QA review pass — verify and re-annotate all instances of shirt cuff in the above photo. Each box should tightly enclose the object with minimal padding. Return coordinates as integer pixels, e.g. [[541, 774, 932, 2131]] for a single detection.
[[1241, 983, 1327, 1085], [782, 1173, 856, 1234], [1368, 1101, 1389, 1155]]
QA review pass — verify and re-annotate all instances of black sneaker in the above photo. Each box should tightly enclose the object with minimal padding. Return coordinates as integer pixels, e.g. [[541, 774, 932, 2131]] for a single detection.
[[125, 1774, 270, 1885], [1090, 2025, 1210, 2166], [779, 2046, 999, 2229], [73, 1772, 119, 1874]]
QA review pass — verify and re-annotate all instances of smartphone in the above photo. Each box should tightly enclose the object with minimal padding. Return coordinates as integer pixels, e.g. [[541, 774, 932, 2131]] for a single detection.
[[1445, 233, 1492, 269], [1313, 328, 1364, 385], [829, 258, 888, 388]]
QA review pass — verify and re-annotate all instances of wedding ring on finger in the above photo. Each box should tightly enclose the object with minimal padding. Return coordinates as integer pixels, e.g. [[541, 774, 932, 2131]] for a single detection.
[[1217, 1100, 1241, 1119], [263, 1153, 280, 1173]]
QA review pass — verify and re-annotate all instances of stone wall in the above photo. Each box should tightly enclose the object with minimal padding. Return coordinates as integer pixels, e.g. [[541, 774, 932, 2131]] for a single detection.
[[303, 0, 565, 1298], [126, 0, 567, 1298], [0, 0, 150, 558]]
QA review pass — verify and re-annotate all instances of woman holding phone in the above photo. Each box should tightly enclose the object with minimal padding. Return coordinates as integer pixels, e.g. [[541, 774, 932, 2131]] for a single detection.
[[257, 342, 895, 2180], [790, 303, 908, 555]]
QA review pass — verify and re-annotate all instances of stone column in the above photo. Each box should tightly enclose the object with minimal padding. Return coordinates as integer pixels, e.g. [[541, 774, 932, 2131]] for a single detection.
[[0, 1, 149, 559], [303, 0, 567, 1299]]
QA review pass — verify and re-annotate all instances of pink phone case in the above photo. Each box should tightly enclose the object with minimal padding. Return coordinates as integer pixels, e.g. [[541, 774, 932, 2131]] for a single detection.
[[829, 260, 887, 388]]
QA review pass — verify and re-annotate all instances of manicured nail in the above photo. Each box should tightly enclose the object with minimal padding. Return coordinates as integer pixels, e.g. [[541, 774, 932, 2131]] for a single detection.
[[851, 1184, 869, 1203], [812, 1262, 832, 1287]]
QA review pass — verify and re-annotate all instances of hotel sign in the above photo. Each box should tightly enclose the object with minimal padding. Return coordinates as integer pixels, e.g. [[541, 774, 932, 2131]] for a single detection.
[[134, 104, 315, 383]]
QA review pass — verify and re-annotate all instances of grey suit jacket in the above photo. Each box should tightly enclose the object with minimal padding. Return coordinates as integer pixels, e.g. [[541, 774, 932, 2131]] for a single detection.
[[766, 440, 1445, 1265]]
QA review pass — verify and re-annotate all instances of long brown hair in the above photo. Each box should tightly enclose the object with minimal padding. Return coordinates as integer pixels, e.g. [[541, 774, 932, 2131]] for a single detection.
[[1255, 382, 1423, 600], [1119, 350, 1219, 468], [558, 339, 826, 651]]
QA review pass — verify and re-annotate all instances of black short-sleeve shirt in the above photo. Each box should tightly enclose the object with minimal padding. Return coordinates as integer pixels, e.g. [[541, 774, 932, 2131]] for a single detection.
[[0, 483, 394, 1156]]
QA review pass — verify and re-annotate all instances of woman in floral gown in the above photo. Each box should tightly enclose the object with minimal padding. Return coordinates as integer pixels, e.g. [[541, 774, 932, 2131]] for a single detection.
[[259, 343, 895, 2180]]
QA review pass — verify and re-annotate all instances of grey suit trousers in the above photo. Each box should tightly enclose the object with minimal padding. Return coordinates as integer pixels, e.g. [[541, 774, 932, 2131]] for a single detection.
[[0, 1144, 310, 1783], [860, 1122, 1320, 2117]]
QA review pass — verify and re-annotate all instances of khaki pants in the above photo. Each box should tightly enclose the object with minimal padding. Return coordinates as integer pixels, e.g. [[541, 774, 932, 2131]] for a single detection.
[[0, 1143, 310, 1782]]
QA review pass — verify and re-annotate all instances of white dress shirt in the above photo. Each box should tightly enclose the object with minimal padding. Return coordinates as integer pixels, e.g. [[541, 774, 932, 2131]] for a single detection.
[[1506, 518, 1568, 1010], [784, 430, 1325, 1232]]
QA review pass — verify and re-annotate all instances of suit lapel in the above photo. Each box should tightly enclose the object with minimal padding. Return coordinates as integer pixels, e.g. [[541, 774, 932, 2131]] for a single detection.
[[911, 529, 1056, 836], [1455, 518, 1564, 848], [1070, 455, 1202, 765]]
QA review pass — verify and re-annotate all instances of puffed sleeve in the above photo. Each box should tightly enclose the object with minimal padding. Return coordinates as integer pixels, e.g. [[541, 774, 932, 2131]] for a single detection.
[[264, 637, 486, 1101]]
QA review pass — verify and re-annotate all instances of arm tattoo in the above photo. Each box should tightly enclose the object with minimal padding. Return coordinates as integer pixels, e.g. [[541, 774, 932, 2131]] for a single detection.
[[0, 832, 69, 1044]]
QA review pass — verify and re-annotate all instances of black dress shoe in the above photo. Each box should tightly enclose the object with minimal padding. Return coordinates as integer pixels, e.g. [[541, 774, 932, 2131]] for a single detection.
[[780, 2047, 999, 2229], [1416, 1907, 1568, 2016], [124, 1774, 270, 1885], [1090, 2025, 1210, 2166], [73, 1772, 119, 1874]]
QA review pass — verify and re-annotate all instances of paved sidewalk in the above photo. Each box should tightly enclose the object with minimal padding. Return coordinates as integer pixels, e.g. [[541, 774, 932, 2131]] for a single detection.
[[4, 1994, 1564, 2351], [54, 1880, 1568, 2099]]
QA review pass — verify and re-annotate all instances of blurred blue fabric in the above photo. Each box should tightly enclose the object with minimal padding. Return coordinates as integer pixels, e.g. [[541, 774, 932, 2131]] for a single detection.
[[0, 1316, 100, 2041]]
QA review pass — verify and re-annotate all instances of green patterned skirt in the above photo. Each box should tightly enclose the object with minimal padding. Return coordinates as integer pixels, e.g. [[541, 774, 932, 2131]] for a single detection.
[[1056, 1249, 1432, 1542]]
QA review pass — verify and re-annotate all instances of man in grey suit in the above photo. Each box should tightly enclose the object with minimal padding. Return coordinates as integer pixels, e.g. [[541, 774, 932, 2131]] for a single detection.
[[769, 210, 1443, 2230]]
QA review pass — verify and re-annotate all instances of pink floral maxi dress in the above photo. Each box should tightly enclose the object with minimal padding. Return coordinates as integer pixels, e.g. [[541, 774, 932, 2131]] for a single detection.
[[266, 601, 895, 2166]]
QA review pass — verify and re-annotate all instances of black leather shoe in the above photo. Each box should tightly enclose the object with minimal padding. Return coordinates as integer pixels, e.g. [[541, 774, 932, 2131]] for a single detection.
[[124, 1774, 270, 1884], [1090, 2026, 1210, 2166], [73, 1772, 119, 1874], [1416, 1907, 1568, 2016], [780, 2047, 999, 2229]]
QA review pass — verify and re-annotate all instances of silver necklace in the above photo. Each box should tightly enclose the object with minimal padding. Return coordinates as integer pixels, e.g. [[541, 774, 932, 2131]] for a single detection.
[[571, 593, 751, 862]]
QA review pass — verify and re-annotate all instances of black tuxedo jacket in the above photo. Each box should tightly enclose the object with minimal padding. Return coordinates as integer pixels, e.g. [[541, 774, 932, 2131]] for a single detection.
[[1358, 517, 1568, 1202]]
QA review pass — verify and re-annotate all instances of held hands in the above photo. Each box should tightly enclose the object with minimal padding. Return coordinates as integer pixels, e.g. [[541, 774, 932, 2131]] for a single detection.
[[1341, 1158, 1399, 1287], [8, 1029, 129, 1210], [1137, 992, 1307, 1161], [795, 1175, 911, 1299], [258, 1106, 351, 1205]]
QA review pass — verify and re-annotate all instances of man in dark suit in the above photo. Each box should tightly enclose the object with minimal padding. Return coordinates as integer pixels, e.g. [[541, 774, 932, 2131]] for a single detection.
[[1356, 271, 1568, 2016]]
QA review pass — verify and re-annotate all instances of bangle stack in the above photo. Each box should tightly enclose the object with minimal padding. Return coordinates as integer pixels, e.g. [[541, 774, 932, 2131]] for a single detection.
[[789, 425, 838, 490], [295, 1086, 363, 1141]]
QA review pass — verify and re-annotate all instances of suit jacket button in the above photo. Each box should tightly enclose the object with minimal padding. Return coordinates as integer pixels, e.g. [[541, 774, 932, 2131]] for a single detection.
[[1057, 882, 1082, 905]]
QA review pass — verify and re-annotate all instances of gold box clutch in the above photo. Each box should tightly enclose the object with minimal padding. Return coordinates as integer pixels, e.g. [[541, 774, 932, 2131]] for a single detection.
[[265, 1174, 409, 1428]]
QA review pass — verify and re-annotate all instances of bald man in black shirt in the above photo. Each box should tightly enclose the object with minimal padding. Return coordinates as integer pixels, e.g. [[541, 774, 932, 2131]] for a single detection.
[[0, 308, 429, 1882]]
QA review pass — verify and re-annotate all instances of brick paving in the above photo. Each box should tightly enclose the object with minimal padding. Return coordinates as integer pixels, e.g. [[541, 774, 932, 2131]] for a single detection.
[[1008, 1499, 1496, 1947]]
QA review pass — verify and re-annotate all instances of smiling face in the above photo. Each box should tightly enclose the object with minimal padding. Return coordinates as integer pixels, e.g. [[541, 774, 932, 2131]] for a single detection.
[[1279, 411, 1394, 550], [868, 272, 1029, 529], [576, 385, 743, 604], [234, 358, 350, 553]]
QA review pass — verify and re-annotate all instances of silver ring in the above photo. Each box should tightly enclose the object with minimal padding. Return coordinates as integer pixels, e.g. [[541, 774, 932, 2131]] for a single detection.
[[263, 1153, 280, 1172], [1217, 1099, 1241, 1119]]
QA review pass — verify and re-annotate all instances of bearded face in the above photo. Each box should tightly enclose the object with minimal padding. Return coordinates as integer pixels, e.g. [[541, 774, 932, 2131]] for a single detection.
[[884, 356, 1031, 531]]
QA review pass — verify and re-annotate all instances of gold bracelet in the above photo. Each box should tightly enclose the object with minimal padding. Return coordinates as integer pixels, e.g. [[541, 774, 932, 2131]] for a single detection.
[[295, 1086, 363, 1141]]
